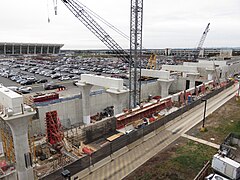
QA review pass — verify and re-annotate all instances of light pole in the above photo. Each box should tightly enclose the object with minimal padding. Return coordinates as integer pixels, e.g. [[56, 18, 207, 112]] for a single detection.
[[200, 98, 207, 132]]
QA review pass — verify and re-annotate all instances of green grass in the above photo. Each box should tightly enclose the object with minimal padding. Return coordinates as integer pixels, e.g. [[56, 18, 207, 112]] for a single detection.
[[171, 141, 215, 172], [130, 140, 216, 180], [192, 99, 240, 143]]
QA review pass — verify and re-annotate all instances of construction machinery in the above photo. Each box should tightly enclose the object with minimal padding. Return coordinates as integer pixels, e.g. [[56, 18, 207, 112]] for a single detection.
[[192, 23, 210, 61], [146, 53, 157, 69], [60, 0, 143, 108]]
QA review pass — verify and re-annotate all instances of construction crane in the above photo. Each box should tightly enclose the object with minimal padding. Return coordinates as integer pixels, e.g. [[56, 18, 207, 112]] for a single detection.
[[129, 0, 143, 107], [60, 0, 143, 108], [192, 23, 210, 61]]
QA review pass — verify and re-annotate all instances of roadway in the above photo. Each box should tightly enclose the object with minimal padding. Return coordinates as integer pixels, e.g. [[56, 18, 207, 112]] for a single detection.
[[72, 83, 237, 180]]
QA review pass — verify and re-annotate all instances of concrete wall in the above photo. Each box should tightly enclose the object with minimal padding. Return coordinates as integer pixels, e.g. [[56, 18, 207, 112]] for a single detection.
[[37, 98, 82, 133], [33, 81, 163, 133], [89, 93, 115, 114], [141, 81, 160, 100]]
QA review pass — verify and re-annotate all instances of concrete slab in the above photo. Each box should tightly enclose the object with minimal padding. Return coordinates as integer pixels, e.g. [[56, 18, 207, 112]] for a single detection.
[[182, 134, 220, 149], [111, 146, 129, 159], [127, 138, 143, 150], [90, 156, 112, 171], [143, 131, 156, 142]]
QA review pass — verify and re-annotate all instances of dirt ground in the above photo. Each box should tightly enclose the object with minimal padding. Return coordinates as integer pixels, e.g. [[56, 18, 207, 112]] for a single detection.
[[124, 97, 240, 180]]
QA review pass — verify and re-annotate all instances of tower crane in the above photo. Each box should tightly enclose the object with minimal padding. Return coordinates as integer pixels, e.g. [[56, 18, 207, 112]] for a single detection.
[[193, 23, 210, 61], [60, 0, 143, 108]]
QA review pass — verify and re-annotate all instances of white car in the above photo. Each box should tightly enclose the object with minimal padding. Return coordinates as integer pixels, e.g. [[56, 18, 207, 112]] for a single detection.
[[59, 76, 70, 81], [18, 86, 32, 91]]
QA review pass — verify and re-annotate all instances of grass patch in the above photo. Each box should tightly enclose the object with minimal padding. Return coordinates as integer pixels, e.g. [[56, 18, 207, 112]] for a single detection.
[[171, 141, 215, 172], [126, 139, 217, 180], [190, 98, 240, 144]]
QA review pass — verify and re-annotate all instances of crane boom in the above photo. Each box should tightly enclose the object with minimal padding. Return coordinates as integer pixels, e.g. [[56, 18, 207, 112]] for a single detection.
[[61, 0, 143, 109], [61, 0, 129, 62], [193, 23, 210, 60]]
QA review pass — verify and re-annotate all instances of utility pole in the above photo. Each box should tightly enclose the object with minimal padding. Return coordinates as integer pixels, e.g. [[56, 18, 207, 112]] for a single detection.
[[200, 98, 207, 132]]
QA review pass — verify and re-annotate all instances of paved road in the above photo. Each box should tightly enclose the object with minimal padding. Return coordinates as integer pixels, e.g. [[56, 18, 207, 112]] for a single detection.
[[72, 84, 237, 180]]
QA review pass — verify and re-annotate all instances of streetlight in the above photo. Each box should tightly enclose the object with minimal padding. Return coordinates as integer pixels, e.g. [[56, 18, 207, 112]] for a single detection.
[[200, 98, 207, 132]]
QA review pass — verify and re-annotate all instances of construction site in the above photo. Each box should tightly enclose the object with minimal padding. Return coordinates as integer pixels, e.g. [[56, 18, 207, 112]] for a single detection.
[[0, 0, 240, 180]]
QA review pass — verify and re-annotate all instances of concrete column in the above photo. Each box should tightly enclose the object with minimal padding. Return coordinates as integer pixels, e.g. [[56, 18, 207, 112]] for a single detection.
[[2, 112, 36, 180], [40, 46, 43, 54], [78, 83, 93, 125], [34, 45, 37, 54], [47, 46, 49, 54], [187, 73, 199, 89], [20, 45, 22, 54], [4, 44, 6, 54], [206, 69, 215, 81], [12, 45, 14, 55], [158, 79, 174, 98], [53, 46, 56, 54], [27, 45, 29, 54], [107, 89, 128, 116]]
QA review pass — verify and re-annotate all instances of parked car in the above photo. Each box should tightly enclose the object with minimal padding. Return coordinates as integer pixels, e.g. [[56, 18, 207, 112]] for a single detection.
[[17, 86, 32, 94], [59, 76, 70, 81], [37, 79, 48, 83], [44, 84, 65, 90]]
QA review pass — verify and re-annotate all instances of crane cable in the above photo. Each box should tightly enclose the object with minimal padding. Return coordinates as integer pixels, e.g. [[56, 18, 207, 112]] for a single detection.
[[76, 0, 129, 41], [53, 0, 129, 41], [47, 0, 51, 23], [53, 0, 58, 15]]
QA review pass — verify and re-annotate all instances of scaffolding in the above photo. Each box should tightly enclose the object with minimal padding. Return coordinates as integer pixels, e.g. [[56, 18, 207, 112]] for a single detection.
[[0, 120, 15, 163], [45, 111, 64, 146]]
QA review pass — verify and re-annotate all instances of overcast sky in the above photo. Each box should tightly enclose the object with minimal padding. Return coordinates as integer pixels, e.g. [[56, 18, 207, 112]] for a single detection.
[[0, 0, 239, 50]]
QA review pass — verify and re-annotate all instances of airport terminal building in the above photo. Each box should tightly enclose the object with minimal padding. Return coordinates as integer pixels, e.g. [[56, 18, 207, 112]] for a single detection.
[[0, 42, 64, 55]]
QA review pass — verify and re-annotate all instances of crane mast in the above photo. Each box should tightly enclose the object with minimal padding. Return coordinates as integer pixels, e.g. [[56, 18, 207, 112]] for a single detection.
[[193, 23, 210, 61], [129, 0, 143, 108], [61, 0, 143, 109]]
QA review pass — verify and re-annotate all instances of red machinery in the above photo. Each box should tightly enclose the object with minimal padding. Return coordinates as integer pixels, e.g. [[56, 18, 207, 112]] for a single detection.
[[82, 147, 93, 156], [116, 98, 172, 129], [45, 111, 63, 145], [33, 92, 59, 103]]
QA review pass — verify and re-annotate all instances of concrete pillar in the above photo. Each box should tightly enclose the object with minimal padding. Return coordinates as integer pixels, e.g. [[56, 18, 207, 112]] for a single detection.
[[158, 79, 174, 98], [107, 89, 128, 116], [187, 73, 199, 89], [206, 69, 215, 81], [12, 45, 14, 55], [4, 44, 6, 54], [34, 45, 37, 54], [53, 46, 56, 54], [20, 45, 22, 54], [78, 83, 93, 125], [27, 45, 29, 54], [2, 112, 36, 180], [47, 46, 49, 54], [40, 46, 43, 54]]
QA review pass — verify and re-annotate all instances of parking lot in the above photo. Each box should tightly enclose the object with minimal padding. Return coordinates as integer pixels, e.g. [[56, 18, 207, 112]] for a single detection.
[[0, 56, 133, 94]]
